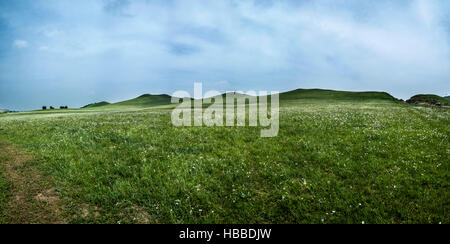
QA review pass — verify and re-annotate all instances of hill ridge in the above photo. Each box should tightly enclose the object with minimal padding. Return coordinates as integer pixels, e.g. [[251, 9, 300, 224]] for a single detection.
[[82, 101, 110, 109], [81, 88, 398, 109], [279, 88, 396, 102], [407, 94, 450, 104]]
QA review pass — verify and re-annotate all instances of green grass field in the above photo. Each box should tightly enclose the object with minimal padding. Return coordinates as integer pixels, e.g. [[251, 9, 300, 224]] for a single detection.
[[0, 90, 448, 224]]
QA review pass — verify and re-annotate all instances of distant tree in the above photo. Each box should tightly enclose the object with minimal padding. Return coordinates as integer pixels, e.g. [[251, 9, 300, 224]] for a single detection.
[[42, 106, 47, 110], [50, 106, 55, 110]]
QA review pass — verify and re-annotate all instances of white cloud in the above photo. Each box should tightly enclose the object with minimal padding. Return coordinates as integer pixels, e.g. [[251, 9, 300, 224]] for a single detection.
[[13, 40, 29, 48]]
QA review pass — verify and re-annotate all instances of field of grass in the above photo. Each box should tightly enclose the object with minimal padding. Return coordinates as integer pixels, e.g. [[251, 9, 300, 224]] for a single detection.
[[0, 90, 448, 224], [0, 150, 10, 224]]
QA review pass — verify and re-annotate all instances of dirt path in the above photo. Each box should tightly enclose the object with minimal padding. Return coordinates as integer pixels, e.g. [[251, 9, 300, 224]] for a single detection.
[[0, 142, 66, 224]]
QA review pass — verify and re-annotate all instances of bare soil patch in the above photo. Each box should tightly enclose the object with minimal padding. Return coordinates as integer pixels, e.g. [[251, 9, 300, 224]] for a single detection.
[[0, 142, 66, 224]]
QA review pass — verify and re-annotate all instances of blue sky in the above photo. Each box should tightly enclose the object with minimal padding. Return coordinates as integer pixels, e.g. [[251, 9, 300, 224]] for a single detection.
[[0, 0, 449, 110]]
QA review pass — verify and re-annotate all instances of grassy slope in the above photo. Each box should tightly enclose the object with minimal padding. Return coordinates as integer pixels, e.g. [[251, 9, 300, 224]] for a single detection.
[[84, 89, 397, 110], [82, 102, 110, 109], [280, 89, 396, 102], [107, 94, 172, 108], [80, 94, 174, 111], [0, 89, 448, 224], [409, 94, 450, 104]]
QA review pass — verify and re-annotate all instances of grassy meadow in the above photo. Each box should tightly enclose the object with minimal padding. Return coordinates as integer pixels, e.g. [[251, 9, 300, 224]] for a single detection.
[[0, 90, 448, 224]]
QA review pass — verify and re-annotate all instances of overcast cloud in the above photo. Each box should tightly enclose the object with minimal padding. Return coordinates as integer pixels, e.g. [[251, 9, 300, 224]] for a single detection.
[[0, 0, 449, 110]]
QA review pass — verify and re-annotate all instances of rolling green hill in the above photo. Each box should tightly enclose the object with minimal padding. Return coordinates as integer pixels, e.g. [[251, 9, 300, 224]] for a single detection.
[[110, 94, 172, 108], [214, 89, 396, 102], [407, 94, 450, 104], [279, 89, 396, 102], [82, 94, 174, 110], [82, 89, 398, 110], [201, 89, 397, 108], [82, 101, 110, 108]]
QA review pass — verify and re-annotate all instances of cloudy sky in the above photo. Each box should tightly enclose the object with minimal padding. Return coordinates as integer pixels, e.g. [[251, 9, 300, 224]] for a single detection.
[[0, 0, 449, 110]]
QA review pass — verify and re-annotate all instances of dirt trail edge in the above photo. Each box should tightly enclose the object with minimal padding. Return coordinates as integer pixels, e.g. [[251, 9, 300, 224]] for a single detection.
[[0, 142, 66, 224]]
